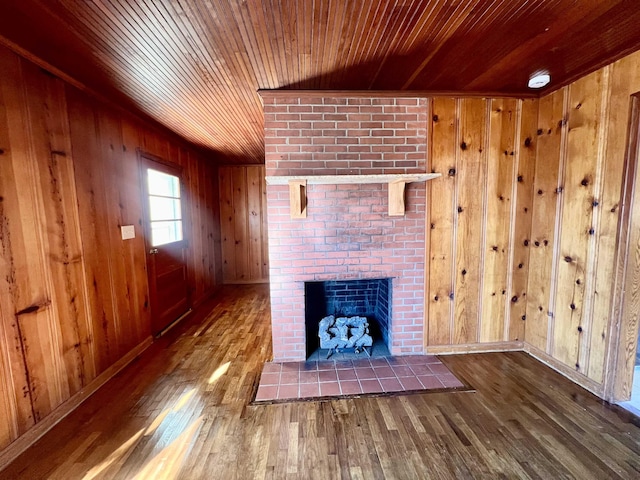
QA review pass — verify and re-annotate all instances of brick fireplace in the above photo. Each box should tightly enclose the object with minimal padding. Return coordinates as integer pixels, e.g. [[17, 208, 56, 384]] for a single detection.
[[262, 94, 428, 362]]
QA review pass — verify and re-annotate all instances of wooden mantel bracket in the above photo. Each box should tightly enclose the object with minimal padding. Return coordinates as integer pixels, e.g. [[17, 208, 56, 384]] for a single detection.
[[266, 173, 441, 218], [388, 180, 407, 216], [289, 179, 307, 218]]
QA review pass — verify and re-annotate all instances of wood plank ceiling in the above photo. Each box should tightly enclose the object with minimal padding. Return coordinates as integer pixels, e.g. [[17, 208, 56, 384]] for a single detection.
[[1, 0, 640, 164]]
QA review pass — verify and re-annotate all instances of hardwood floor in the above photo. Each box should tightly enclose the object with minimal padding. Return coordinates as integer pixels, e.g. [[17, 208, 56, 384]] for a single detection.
[[1, 284, 640, 479]]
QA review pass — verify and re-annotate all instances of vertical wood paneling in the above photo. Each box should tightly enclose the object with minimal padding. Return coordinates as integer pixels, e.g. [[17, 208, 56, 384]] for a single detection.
[[184, 148, 221, 304], [552, 72, 604, 371], [181, 145, 198, 302], [592, 54, 640, 385], [0, 49, 67, 424], [67, 89, 119, 374], [524, 50, 640, 397], [219, 167, 236, 282], [427, 96, 532, 348], [509, 98, 538, 341], [21, 60, 95, 396], [96, 108, 131, 356], [453, 98, 487, 344], [219, 165, 269, 284], [232, 168, 249, 281], [0, 336, 16, 448], [0, 50, 37, 438], [525, 89, 566, 351], [247, 166, 265, 280], [0, 45, 221, 453], [120, 119, 152, 342], [612, 97, 640, 400], [427, 98, 457, 345], [480, 98, 517, 342]]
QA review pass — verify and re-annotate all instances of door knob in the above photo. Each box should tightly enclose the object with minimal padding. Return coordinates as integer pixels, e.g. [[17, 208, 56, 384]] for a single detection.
[[149, 248, 159, 254]]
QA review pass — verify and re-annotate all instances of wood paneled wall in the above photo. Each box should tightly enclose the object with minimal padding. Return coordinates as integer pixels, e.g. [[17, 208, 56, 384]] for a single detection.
[[524, 50, 640, 393], [219, 166, 269, 284], [426, 97, 538, 350], [0, 45, 221, 455], [425, 50, 640, 400]]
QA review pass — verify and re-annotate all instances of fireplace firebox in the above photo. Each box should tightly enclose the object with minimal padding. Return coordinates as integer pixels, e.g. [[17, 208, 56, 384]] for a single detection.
[[304, 278, 392, 359]]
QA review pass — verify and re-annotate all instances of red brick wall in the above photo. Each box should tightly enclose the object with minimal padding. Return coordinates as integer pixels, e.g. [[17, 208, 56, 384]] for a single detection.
[[263, 95, 428, 361]]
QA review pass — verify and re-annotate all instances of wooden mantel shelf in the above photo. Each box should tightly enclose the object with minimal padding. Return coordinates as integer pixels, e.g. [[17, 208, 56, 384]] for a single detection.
[[265, 173, 441, 218]]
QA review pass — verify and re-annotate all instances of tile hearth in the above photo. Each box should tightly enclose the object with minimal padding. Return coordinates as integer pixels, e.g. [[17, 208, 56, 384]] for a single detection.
[[254, 355, 467, 403]]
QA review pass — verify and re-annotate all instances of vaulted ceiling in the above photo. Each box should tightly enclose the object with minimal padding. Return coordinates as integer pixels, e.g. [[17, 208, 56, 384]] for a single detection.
[[1, 1, 640, 164]]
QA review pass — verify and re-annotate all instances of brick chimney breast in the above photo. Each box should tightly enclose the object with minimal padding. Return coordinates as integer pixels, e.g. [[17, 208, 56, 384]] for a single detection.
[[264, 95, 428, 361]]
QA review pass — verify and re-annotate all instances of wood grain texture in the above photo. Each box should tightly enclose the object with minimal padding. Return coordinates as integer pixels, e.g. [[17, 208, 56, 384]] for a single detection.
[[509, 98, 538, 341], [611, 95, 640, 401], [427, 98, 457, 345], [3, 285, 640, 480], [453, 98, 487, 344], [525, 89, 566, 351], [426, 97, 534, 348], [481, 98, 517, 343], [2, 1, 640, 163], [0, 45, 221, 454], [0, 47, 68, 429], [523, 50, 640, 399], [219, 166, 269, 284], [595, 53, 640, 391], [552, 71, 605, 371]]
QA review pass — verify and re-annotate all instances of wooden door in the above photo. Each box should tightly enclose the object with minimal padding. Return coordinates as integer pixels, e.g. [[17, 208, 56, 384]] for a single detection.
[[141, 154, 190, 335]]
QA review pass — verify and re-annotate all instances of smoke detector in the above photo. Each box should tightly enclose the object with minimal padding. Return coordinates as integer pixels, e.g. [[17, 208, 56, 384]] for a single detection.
[[528, 73, 551, 89]]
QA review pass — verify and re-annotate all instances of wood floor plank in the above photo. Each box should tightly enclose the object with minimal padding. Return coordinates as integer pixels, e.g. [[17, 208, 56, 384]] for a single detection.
[[1, 284, 640, 479]]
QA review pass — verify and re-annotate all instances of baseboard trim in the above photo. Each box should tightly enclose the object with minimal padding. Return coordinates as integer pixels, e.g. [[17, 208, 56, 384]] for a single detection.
[[524, 343, 604, 397], [426, 341, 524, 355], [0, 336, 153, 471]]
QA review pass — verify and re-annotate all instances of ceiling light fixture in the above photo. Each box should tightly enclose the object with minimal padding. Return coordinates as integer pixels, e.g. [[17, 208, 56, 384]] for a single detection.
[[528, 73, 551, 89]]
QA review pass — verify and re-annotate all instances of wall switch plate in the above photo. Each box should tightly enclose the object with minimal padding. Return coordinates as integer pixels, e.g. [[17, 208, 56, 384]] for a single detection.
[[121, 225, 135, 240]]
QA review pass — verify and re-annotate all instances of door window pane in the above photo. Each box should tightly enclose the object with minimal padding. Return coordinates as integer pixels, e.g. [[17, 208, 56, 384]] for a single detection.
[[148, 169, 180, 197], [147, 168, 183, 246], [151, 220, 183, 246], [149, 197, 182, 221]]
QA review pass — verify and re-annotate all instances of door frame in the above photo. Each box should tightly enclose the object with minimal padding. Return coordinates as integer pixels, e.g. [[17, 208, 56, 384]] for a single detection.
[[138, 150, 191, 335], [604, 94, 640, 402]]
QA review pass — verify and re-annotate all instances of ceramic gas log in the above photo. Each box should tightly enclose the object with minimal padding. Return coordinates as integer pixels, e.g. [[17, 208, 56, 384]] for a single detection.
[[318, 315, 373, 358]]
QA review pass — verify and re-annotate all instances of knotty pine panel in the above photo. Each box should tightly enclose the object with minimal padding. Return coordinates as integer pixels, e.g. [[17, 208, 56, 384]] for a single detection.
[[120, 120, 154, 343], [67, 88, 121, 373], [613, 102, 640, 400], [232, 168, 249, 280], [188, 149, 221, 305], [426, 97, 534, 348], [480, 98, 518, 343], [508, 99, 538, 341], [0, 48, 68, 428], [523, 50, 640, 395], [219, 166, 269, 284], [0, 45, 221, 453], [0, 50, 42, 439], [427, 98, 457, 345], [552, 71, 605, 372], [20, 59, 96, 397], [247, 167, 267, 281], [524, 89, 566, 352], [594, 53, 640, 387], [219, 167, 237, 282], [453, 98, 487, 345]]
